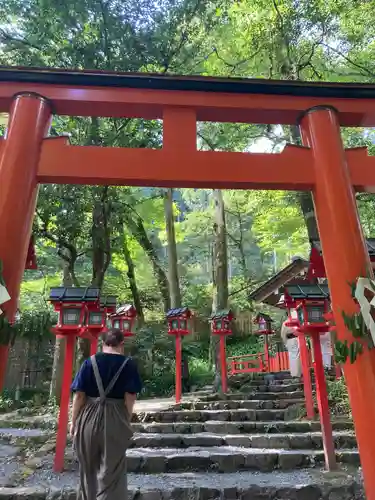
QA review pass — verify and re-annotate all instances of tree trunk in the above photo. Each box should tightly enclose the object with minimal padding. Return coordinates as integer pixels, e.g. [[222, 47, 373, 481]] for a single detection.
[[91, 187, 111, 289], [122, 228, 144, 325], [211, 189, 229, 392], [289, 125, 320, 241], [123, 211, 171, 312], [164, 188, 181, 309], [49, 263, 71, 403]]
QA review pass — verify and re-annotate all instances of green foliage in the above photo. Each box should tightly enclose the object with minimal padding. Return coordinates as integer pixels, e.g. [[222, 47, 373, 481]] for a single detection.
[[0, 388, 50, 413], [227, 335, 261, 357], [327, 378, 351, 418]]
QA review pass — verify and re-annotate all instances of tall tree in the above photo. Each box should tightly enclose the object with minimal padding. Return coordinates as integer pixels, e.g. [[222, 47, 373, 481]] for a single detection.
[[164, 189, 182, 309], [49, 263, 71, 402], [211, 189, 229, 391]]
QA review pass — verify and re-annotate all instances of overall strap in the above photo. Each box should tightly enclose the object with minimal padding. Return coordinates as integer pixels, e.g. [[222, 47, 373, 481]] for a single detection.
[[91, 355, 106, 401], [104, 357, 130, 397]]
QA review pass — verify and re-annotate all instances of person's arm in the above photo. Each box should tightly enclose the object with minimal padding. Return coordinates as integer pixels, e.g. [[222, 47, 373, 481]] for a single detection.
[[70, 391, 86, 436], [124, 392, 136, 416], [70, 359, 89, 437], [123, 358, 142, 417]]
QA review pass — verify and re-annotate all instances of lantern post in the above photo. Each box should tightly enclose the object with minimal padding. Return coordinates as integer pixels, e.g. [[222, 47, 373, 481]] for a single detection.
[[286, 283, 336, 471], [282, 294, 315, 420], [166, 307, 192, 403], [211, 310, 234, 394], [253, 313, 274, 371], [49, 286, 101, 472]]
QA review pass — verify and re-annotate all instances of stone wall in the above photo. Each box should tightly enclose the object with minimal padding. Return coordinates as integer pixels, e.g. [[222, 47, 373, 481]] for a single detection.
[[4, 337, 54, 391]]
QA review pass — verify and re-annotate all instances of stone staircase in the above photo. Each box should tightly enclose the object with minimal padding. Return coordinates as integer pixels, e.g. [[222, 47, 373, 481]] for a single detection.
[[0, 372, 364, 499], [128, 373, 359, 476]]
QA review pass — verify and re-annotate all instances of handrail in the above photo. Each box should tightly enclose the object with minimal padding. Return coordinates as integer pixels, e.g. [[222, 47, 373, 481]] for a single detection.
[[229, 353, 262, 359]]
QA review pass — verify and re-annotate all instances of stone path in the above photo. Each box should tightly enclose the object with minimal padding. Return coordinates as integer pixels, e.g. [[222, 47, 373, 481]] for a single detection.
[[0, 372, 365, 499]]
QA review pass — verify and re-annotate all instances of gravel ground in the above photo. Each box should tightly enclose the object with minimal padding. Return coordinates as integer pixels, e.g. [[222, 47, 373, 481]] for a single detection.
[[0, 443, 20, 487], [19, 464, 362, 490]]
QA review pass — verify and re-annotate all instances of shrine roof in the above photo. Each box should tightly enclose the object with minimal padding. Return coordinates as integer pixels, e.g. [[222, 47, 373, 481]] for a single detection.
[[284, 283, 330, 299], [115, 304, 136, 315], [167, 307, 191, 318], [49, 286, 100, 302], [210, 309, 234, 320], [248, 258, 309, 306]]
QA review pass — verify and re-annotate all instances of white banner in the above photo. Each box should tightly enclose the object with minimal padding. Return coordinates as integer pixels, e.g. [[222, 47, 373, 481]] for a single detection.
[[355, 277, 375, 345], [0, 283, 10, 306]]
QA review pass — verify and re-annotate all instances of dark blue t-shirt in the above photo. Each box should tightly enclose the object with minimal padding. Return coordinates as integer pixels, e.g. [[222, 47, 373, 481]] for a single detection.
[[71, 353, 142, 399]]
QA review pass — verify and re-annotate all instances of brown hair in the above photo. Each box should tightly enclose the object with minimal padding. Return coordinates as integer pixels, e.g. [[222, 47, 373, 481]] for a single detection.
[[101, 328, 124, 347]]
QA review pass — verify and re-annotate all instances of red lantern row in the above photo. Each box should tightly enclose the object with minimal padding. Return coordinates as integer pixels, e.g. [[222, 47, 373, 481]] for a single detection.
[[48, 287, 137, 338]]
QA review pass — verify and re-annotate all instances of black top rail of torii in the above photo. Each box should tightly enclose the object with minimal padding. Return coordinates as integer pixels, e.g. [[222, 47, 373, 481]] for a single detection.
[[1, 65, 375, 99]]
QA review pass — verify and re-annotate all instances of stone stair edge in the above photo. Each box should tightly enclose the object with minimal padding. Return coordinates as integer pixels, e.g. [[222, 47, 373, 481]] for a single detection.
[[0, 475, 365, 500]]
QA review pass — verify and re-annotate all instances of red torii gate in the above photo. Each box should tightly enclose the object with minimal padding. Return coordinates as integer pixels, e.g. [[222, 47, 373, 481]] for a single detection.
[[0, 67, 375, 495]]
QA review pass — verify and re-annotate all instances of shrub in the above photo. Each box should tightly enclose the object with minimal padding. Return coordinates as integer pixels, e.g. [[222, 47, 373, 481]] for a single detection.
[[327, 378, 351, 418]]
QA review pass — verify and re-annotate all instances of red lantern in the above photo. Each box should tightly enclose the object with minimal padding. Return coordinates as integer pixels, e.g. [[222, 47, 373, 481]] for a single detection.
[[166, 307, 192, 404], [49, 287, 101, 336], [210, 309, 234, 335], [253, 312, 274, 335], [253, 312, 275, 372], [210, 310, 234, 395], [81, 295, 117, 342], [109, 304, 137, 337], [167, 307, 192, 336], [281, 284, 330, 333]]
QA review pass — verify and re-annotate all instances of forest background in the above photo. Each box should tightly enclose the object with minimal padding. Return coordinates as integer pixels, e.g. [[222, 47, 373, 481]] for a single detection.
[[0, 0, 374, 404]]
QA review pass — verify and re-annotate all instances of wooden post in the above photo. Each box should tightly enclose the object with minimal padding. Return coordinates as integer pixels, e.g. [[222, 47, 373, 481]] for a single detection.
[[264, 335, 270, 372], [175, 334, 182, 403], [311, 331, 337, 470], [220, 335, 228, 393], [298, 334, 315, 419], [54, 335, 76, 472], [300, 106, 375, 498]]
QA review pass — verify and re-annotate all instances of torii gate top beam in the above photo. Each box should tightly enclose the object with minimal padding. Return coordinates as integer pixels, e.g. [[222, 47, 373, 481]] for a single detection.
[[0, 66, 375, 126]]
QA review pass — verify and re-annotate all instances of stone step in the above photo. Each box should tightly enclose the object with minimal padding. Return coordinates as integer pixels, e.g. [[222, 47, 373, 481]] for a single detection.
[[134, 408, 295, 423], [199, 390, 305, 401], [243, 383, 304, 392], [126, 446, 360, 472], [188, 390, 213, 396], [247, 378, 301, 386], [132, 419, 354, 434], [0, 468, 364, 499], [130, 431, 357, 450], [174, 399, 305, 410]]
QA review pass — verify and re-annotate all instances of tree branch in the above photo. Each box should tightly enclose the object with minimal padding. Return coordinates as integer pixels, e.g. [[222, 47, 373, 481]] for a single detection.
[[321, 42, 375, 79]]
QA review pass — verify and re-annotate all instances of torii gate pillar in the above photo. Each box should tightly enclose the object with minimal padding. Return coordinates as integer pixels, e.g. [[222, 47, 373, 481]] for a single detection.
[[300, 106, 375, 499], [0, 93, 51, 390]]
